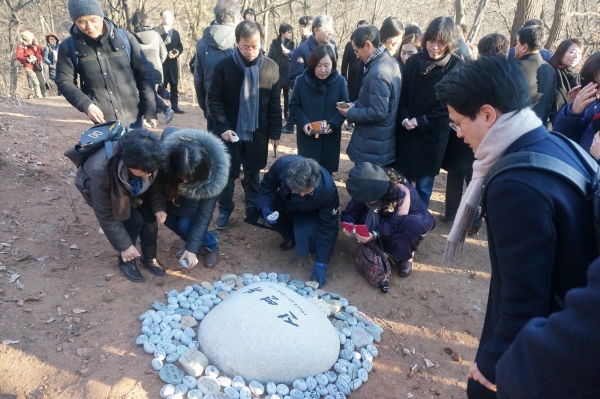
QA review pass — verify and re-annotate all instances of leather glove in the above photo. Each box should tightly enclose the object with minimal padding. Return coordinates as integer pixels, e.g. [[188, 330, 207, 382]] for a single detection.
[[262, 207, 276, 225], [310, 262, 327, 288]]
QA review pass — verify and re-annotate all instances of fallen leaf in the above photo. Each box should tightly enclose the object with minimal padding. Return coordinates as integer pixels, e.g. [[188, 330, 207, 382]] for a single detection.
[[72, 308, 87, 314], [9, 273, 20, 283], [24, 297, 41, 302], [16, 280, 24, 290], [45, 317, 54, 324], [1, 340, 19, 345]]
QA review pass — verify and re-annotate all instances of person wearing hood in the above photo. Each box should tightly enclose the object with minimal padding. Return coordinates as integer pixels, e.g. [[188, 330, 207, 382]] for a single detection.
[[56, 0, 157, 128], [194, 0, 242, 131], [16, 30, 46, 98], [131, 11, 173, 125], [156, 128, 230, 269], [43, 32, 60, 92], [289, 44, 348, 174]]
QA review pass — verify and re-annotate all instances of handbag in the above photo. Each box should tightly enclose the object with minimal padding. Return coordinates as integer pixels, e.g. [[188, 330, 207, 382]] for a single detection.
[[355, 238, 392, 293]]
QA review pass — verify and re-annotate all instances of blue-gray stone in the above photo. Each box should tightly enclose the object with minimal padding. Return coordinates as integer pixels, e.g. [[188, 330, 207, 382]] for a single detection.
[[175, 383, 188, 395], [159, 364, 184, 384], [352, 357, 362, 367], [170, 321, 182, 330], [345, 306, 358, 314], [331, 320, 350, 331], [289, 279, 305, 289], [224, 386, 240, 398], [339, 298, 349, 307], [142, 317, 152, 327], [344, 339, 355, 352], [167, 290, 179, 298], [364, 325, 381, 343], [296, 289, 307, 296], [339, 349, 352, 361], [360, 348, 373, 362], [151, 324, 161, 335], [251, 276, 261, 283], [338, 373, 351, 384], [193, 310, 205, 321], [316, 385, 329, 396], [346, 317, 357, 326], [362, 359, 373, 372], [174, 309, 193, 316], [187, 389, 202, 399], [199, 305, 210, 314], [327, 383, 338, 396], [306, 376, 317, 391], [333, 362, 347, 374], [287, 284, 298, 291], [276, 383, 289, 395], [268, 272, 277, 279], [358, 368, 368, 382], [250, 380, 265, 395], [321, 294, 332, 302], [328, 292, 341, 299], [350, 378, 362, 391], [180, 300, 191, 309], [166, 352, 180, 363], [258, 272, 268, 279], [143, 341, 156, 354], [335, 379, 351, 395], [292, 379, 307, 391], [337, 359, 351, 368], [243, 273, 253, 279], [135, 335, 148, 345], [152, 301, 167, 311], [346, 363, 358, 379], [305, 391, 319, 399], [315, 374, 328, 386], [334, 312, 351, 321], [366, 344, 378, 357], [289, 388, 304, 399], [304, 286, 314, 293]]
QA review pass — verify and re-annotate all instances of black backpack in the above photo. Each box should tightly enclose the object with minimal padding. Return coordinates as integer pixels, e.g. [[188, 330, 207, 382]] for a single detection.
[[482, 131, 600, 252], [64, 120, 126, 168]]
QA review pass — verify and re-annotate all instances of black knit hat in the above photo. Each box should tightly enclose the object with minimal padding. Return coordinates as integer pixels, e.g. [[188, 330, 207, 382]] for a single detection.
[[68, 0, 104, 21], [346, 162, 390, 203]]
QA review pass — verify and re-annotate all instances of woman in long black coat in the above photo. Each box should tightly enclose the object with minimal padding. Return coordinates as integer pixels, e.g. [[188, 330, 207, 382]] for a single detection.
[[289, 44, 349, 173], [395, 16, 463, 206], [267, 23, 295, 130]]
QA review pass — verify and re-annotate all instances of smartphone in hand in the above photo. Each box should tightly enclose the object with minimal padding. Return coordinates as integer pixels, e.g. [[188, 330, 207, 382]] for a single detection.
[[336, 102, 350, 109]]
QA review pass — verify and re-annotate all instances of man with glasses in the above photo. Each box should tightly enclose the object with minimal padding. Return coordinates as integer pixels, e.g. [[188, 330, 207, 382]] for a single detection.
[[436, 55, 598, 399], [256, 155, 340, 288], [208, 20, 282, 229], [288, 14, 337, 90]]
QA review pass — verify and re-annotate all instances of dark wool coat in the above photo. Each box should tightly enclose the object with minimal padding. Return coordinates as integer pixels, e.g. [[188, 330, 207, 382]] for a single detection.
[[549, 67, 580, 125], [267, 37, 295, 89], [346, 50, 402, 166], [553, 101, 600, 163], [193, 23, 236, 112], [517, 53, 557, 125], [207, 52, 282, 179], [56, 19, 157, 127], [74, 143, 162, 252], [255, 155, 340, 264], [341, 182, 434, 261], [289, 69, 349, 173], [441, 130, 475, 174], [154, 24, 183, 84], [288, 35, 337, 89], [467, 126, 598, 399], [396, 52, 462, 176], [156, 129, 230, 255], [341, 40, 364, 101], [133, 26, 167, 84], [495, 255, 600, 399]]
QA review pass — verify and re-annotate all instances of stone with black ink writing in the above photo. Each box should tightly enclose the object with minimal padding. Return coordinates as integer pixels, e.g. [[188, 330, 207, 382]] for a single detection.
[[339, 298, 349, 307], [154, 347, 167, 360], [174, 383, 188, 395], [164, 343, 177, 354], [338, 373, 351, 384], [343, 339, 355, 352], [180, 316, 198, 330], [172, 329, 183, 340], [160, 322, 171, 332], [188, 340, 199, 350], [159, 364, 184, 384], [178, 348, 209, 377], [142, 317, 153, 327], [367, 343, 378, 357], [239, 387, 252, 399], [197, 376, 221, 395], [346, 317, 357, 326], [360, 348, 373, 362], [349, 326, 374, 349], [160, 330, 174, 341], [351, 379, 362, 391], [276, 383, 289, 396], [292, 379, 307, 391], [250, 381, 265, 395], [151, 323, 161, 334], [358, 368, 368, 382], [192, 310, 205, 321], [333, 362, 347, 374], [180, 334, 192, 346], [160, 383, 176, 398], [232, 376, 246, 391], [152, 358, 164, 370], [153, 301, 167, 311], [180, 300, 191, 309], [136, 335, 149, 345], [143, 341, 156, 354], [362, 359, 373, 372], [183, 376, 197, 389], [315, 374, 328, 386], [165, 352, 179, 363], [335, 379, 351, 395], [330, 319, 349, 331], [205, 365, 219, 378], [289, 389, 304, 399], [224, 386, 240, 398], [337, 359, 351, 368], [217, 376, 232, 387], [187, 389, 202, 399], [183, 327, 196, 338], [346, 363, 358, 380], [336, 393, 347, 399], [149, 334, 161, 344], [364, 325, 381, 343], [316, 385, 329, 396], [327, 383, 338, 396], [305, 376, 317, 391], [305, 391, 319, 399], [324, 371, 337, 383]]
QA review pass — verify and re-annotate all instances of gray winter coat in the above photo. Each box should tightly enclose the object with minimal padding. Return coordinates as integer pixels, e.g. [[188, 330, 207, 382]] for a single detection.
[[346, 50, 402, 166], [194, 23, 236, 112], [133, 26, 167, 84], [157, 129, 230, 254]]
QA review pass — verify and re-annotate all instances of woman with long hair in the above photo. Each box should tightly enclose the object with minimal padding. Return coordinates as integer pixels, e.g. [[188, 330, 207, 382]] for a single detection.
[[395, 33, 422, 72], [342, 163, 435, 280], [548, 38, 583, 123], [380, 17, 404, 57], [158, 128, 230, 268]]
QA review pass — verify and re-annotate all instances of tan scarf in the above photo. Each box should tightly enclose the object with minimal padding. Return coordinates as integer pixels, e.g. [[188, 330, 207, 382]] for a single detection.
[[443, 108, 542, 265]]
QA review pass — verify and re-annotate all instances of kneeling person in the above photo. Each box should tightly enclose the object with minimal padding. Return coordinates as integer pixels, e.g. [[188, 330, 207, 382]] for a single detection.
[[157, 128, 230, 269], [75, 129, 165, 282], [342, 163, 435, 278], [256, 155, 340, 287]]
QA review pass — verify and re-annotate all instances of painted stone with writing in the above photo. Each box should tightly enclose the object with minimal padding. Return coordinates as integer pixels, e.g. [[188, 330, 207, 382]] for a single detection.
[[305, 391, 319, 399], [362, 359, 373, 372], [198, 282, 339, 384], [276, 384, 289, 395], [343, 339, 355, 352], [178, 348, 209, 377], [160, 384, 176, 398], [180, 316, 198, 330], [352, 311, 374, 326], [152, 358, 164, 370], [217, 376, 232, 387], [174, 383, 188, 395], [197, 377, 220, 395], [250, 381, 265, 395], [187, 389, 202, 399], [316, 385, 329, 396], [346, 317, 357, 326], [183, 376, 197, 389], [143, 341, 156, 354], [335, 379, 351, 395], [289, 389, 304, 399], [349, 326, 373, 349], [224, 386, 240, 398], [265, 382, 276, 394], [338, 374, 351, 384], [305, 376, 317, 391], [346, 363, 358, 379], [315, 374, 328, 386], [324, 371, 337, 383], [239, 387, 252, 399], [159, 364, 184, 384], [327, 384, 338, 396]]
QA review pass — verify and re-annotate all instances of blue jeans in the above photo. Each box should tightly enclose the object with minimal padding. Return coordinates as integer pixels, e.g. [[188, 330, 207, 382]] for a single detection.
[[403, 174, 436, 207], [164, 214, 218, 251]]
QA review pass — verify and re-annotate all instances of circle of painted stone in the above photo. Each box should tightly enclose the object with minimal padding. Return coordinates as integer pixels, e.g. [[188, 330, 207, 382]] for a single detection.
[[198, 282, 339, 384]]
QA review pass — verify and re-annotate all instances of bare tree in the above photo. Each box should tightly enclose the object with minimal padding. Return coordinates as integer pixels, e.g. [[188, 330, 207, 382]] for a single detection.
[[467, 0, 489, 44], [4, 0, 38, 95], [545, 0, 574, 49], [509, 0, 543, 46], [455, 0, 466, 26]]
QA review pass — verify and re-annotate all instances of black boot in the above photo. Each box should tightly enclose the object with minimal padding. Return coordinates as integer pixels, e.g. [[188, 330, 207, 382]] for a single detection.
[[118, 256, 143, 282], [139, 246, 166, 276]]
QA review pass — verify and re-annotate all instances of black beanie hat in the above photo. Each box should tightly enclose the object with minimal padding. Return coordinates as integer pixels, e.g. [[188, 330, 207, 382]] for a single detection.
[[346, 162, 390, 203]]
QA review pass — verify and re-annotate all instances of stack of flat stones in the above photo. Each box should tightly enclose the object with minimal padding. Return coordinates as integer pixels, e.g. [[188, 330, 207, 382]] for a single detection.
[[136, 272, 384, 399]]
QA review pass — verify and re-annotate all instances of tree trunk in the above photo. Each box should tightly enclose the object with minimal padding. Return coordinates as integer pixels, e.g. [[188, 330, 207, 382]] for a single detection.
[[467, 0, 489, 44], [509, 0, 543, 46], [122, 0, 134, 31], [455, 0, 465, 25], [545, 0, 573, 50], [9, 13, 21, 96], [262, 0, 269, 48]]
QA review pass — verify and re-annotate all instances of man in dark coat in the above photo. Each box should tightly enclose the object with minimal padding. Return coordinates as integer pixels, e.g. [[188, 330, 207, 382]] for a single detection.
[[495, 255, 600, 399], [514, 25, 556, 125], [341, 20, 368, 130], [288, 15, 337, 90], [154, 9, 184, 113], [436, 55, 599, 399], [194, 0, 242, 131], [508, 19, 552, 61], [207, 21, 282, 229], [256, 155, 340, 288], [339, 25, 401, 167], [56, 0, 157, 128]]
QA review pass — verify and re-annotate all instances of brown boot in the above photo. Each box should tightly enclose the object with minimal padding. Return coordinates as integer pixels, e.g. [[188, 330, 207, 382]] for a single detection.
[[201, 247, 219, 268]]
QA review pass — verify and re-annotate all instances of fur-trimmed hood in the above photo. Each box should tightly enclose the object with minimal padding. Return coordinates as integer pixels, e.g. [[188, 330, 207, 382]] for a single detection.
[[161, 128, 230, 200]]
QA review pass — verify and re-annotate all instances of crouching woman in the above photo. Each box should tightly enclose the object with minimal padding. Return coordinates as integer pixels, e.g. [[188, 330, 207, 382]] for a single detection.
[[342, 162, 435, 278], [75, 129, 165, 282], [158, 128, 230, 269]]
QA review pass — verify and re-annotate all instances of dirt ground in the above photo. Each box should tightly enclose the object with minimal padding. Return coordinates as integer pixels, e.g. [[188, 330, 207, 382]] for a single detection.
[[0, 96, 492, 399]]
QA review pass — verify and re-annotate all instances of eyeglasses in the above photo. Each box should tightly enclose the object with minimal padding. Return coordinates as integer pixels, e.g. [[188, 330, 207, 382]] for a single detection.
[[449, 115, 467, 132]]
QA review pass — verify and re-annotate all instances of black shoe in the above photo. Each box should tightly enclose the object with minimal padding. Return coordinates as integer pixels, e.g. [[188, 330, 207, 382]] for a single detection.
[[139, 255, 166, 276], [398, 260, 412, 278], [118, 257, 143, 282], [279, 240, 296, 251], [173, 108, 185, 114]]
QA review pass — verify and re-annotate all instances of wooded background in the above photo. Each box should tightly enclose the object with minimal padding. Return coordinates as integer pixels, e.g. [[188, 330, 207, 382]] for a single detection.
[[1, 0, 598, 98]]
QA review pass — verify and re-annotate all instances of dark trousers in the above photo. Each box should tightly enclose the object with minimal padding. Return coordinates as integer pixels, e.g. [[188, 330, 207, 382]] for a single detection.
[[164, 79, 179, 109], [467, 378, 497, 399], [445, 171, 483, 228], [281, 86, 290, 120], [121, 200, 158, 252], [218, 168, 261, 218], [155, 91, 169, 114], [164, 214, 218, 251]]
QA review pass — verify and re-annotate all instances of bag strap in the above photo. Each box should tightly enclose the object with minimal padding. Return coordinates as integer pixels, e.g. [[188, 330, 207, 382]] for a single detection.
[[117, 29, 131, 62]]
